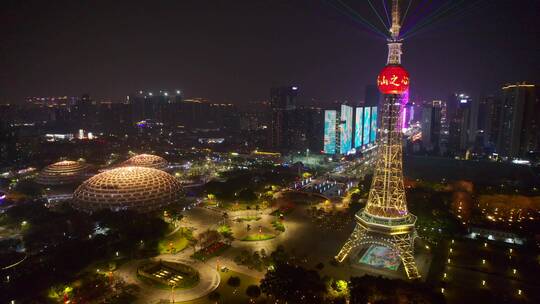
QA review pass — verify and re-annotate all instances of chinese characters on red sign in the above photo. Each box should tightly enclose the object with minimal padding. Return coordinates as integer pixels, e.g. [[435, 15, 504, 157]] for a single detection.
[[377, 65, 410, 94]]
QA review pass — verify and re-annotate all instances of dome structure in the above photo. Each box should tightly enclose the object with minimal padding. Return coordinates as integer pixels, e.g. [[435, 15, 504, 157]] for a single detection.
[[72, 166, 182, 212], [122, 154, 168, 170], [36, 160, 89, 185]]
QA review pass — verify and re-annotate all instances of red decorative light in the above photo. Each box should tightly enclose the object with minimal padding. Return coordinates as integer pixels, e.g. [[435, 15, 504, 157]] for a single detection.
[[377, 65, 410, 94]]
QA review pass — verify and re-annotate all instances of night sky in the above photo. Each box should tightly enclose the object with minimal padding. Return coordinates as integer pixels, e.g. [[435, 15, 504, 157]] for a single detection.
[[1, 0, 539, 104]]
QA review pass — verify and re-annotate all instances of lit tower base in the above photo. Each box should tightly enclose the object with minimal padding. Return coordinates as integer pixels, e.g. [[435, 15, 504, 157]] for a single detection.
[[335, 0, 420, 280]]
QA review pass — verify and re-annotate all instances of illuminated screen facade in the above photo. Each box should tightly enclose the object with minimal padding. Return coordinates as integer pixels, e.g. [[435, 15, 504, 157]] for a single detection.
[[370, 106, 378, 143], [355, 107, 363, 148], [363, 107, 371, 146], [323, 110, 337, 154], [340, 105, 353, 154]]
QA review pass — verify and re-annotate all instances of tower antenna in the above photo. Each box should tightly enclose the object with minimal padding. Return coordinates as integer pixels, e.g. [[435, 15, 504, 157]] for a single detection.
[[387, 0, 403, 65], [390, 0, 401, 39]]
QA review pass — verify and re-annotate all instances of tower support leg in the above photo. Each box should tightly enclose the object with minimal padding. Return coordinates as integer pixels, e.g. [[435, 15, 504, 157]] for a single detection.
[[392, 234, 420, 279], [335, 226, 365, 262]]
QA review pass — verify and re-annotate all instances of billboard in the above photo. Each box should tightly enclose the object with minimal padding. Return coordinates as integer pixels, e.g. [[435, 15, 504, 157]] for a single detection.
[[323, 110, 337, 154], [340, 105, 353, 154], [363, 107, 371, 146], [370, 106, 377, 143], [355, 107, 363, 148]]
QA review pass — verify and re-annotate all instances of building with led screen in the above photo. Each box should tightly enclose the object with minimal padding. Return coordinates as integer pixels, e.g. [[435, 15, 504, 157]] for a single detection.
[[355, 107, 363, 148], [72, 167, 183, 213], [323, 110, 337, 154], [36, 160, 90, 185], [340, 105, 353, 154], [370, 106, 378, 143], [122, 154, 168, 170], [363, 107, 371, 145]]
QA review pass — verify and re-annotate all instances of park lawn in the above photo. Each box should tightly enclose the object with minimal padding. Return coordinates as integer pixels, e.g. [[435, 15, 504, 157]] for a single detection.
[[175, 270, 262, 304], [241, 233, 276, 241], [271, 220, 285, 232], [158, 228, 192, 254]]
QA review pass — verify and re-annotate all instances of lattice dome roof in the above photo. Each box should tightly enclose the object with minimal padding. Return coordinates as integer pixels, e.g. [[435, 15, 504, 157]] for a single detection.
[[72, 166, 182, 212], [122, 154, 168, 170], [36, 160, 89, 185]]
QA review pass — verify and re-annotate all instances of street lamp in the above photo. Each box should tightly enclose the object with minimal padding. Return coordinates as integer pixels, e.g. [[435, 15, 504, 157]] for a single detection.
[[169, 282, 177, 303]]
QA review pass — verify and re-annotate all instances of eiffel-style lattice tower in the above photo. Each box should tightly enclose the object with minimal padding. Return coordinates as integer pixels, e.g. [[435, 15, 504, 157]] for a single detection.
[[335, 0, 420, 279]]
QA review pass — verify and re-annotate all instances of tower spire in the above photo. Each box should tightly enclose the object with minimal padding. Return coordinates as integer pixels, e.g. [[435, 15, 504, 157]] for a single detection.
[[390, 0, 401, 40], [387, 0, 403, 65]]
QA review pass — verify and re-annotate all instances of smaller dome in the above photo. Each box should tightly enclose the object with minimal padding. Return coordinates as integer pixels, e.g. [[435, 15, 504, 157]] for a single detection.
[[122, 154, 168, 170], [36, 160, 89, 185]]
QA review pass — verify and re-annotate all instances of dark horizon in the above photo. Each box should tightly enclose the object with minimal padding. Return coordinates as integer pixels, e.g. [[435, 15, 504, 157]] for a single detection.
[[1, 0, 539, 104]]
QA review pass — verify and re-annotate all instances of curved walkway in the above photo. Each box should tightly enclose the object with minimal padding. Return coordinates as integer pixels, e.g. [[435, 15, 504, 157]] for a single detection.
[[116, 258, 220, 304]]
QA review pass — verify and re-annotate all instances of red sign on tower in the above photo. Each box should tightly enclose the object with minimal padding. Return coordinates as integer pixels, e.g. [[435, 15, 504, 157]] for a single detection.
[[377, 65, 410, 94]]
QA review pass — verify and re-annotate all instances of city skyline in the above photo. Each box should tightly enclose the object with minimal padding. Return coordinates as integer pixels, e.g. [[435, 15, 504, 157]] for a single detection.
[[1, 1, 540, 303], [1, 0, 539, 104]]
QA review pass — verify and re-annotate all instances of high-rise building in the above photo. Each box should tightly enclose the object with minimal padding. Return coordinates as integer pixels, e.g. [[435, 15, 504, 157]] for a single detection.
[[448, 93, 473, 155], [340, 104, 354, 154], [486, 96, 503, 149], [354, 107, 364, 148], [324, 110, 337, 154], [365, 84, 381, 107], [496, 83, 539, 158], [421, 100, 443, 152], [269, 86, 298, 151], [129, 90, 182, 125]]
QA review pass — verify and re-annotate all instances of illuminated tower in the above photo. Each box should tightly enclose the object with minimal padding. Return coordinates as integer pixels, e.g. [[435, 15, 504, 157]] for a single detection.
[[335, 0, 420, 279]]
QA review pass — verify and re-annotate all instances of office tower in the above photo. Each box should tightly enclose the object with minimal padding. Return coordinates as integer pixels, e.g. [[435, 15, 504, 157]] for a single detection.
[[448, 93, 473, 155], [129, 90, 182, 125], [269, 86, 298, 151], [496, 83, 539, 158], [421, 100, 443, 152], [365, 84, 381, 107]]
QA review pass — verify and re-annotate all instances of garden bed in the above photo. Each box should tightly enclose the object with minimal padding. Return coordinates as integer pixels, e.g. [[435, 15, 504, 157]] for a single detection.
[[191, 241, 230, 261], [234, 216, 261, 222]]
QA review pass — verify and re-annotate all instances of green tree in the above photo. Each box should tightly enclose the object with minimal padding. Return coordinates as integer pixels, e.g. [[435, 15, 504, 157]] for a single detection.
[[260, 262, 325, 303], [246, 285, 261, 301], [227, 276, 241, 288], [208, 291, 221, 303]]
